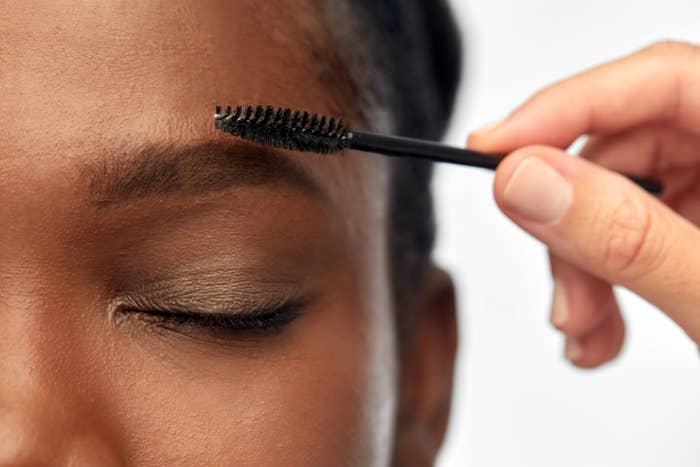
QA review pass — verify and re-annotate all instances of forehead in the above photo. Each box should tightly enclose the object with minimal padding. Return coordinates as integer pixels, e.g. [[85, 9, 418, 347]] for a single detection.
[[0, 0, 387, 223], [0, 0, 341, 140]]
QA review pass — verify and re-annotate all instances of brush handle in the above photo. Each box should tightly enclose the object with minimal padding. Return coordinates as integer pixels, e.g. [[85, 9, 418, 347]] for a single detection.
[[348, 131, 664, 196]]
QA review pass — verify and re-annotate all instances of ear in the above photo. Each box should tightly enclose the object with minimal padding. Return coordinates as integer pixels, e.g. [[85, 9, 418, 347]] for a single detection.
[[393, 265, 459, 467]]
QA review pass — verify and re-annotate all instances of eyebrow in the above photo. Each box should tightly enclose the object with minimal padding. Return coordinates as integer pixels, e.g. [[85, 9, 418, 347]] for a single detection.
[[79, 140, 327, 209]]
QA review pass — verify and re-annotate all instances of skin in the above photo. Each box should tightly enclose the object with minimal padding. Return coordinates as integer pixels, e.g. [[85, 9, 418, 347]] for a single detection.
[[470, 41, 700, 368], [0, 1, 457, 465]]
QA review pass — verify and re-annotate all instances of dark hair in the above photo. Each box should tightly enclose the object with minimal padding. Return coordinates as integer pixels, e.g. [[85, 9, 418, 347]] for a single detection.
[[319, 0, 462, 314], [315, 0, 462, 327]]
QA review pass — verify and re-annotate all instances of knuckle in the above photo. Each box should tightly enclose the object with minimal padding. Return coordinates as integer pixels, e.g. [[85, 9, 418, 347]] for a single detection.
[[642, 40, 695, 57], [593, 194, 665, 279]]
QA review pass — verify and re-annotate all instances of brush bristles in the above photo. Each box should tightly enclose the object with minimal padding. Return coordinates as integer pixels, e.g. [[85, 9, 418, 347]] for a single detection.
[[214, 105, 351, 155]]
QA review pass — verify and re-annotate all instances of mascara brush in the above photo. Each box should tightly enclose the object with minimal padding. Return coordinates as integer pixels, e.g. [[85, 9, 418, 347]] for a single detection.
[[214, 105, 664, 195]]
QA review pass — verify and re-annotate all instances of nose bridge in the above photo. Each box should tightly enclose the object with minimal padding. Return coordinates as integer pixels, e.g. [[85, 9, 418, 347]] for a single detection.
[[0, 383, 123, 467], [1, 104, 123, 466], [0, 377, 73, 464], [0, 285, 123, 465]]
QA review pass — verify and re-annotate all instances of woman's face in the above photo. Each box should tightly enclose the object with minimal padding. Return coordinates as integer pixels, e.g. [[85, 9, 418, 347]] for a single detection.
[[0, 2, 456, 465]]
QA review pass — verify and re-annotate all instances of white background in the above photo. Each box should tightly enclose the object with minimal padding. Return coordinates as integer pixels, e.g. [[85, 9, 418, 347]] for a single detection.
[[436, 1, 700, 466]]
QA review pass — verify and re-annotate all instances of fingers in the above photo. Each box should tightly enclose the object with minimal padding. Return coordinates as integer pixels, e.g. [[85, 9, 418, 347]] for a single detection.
[[550, 255, 614, 336], [577, 126, 700, 221], [550, 254, 626, 368], [469, 41, 700, 153], [579, 124, 700, 171], [565, 297, 626, 369], [493, 145, 700, 344], [470, 40, 700, 356]]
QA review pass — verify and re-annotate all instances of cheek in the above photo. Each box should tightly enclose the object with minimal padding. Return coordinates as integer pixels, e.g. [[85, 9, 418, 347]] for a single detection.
[[107, 288, 398, 466]]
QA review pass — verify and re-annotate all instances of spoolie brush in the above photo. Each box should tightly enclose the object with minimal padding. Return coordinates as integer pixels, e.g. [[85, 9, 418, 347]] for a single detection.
[[214, 104, 664, 195]]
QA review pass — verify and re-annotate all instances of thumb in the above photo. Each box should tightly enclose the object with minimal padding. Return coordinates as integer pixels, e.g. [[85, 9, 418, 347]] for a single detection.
[[494, 145, 700, 344]]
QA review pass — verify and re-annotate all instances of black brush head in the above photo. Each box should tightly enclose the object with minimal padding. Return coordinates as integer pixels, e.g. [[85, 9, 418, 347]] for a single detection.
[[214, 105, 352, 155]]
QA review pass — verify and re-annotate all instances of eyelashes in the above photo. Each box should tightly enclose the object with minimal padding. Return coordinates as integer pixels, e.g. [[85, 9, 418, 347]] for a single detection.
[[139, 304, 302, 331], [113, 297, 307, 343]]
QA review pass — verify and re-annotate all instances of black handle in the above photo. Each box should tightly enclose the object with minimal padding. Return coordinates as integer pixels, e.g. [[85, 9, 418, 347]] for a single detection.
[[348, 131, 664, 196]]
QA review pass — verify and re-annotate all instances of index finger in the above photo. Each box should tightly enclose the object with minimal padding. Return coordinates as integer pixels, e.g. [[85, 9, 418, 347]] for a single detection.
[[468, 41, 700, 153]]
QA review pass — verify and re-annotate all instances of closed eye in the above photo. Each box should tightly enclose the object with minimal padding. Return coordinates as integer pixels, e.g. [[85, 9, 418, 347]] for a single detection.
[[132, 303, 303, 331], [112, 295, 309, 344]]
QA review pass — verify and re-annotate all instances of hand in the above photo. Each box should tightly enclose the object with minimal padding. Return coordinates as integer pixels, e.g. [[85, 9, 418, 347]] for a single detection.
[[468, 41, 700, 368]]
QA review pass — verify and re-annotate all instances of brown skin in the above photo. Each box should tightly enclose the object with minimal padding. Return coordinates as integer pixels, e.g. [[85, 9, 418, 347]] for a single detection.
[[0, 1, 457, 465]]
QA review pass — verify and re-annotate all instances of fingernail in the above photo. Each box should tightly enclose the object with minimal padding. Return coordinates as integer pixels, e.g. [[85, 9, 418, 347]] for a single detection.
[[503, 157, 573, 224], [551, 280, 569, 328], [565, 338, 584, 363], [472, 119, 504, 135]]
